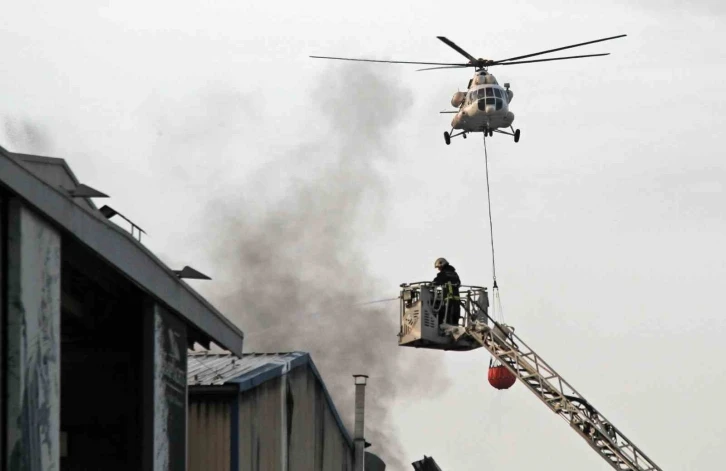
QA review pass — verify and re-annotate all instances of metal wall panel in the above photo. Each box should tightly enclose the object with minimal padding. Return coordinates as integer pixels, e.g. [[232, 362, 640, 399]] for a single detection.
[[256, 379, 283, 471], [237, 389, 255, 471], [287, 366, 316, 471], [188, 399, 231, 471], [190, 363, 355, 471], [235, 366, 354, 471], [322, 405, 352, 471], [4, 200, 61, 471]]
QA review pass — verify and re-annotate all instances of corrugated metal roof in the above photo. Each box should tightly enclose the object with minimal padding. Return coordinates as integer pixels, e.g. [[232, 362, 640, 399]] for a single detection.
[[188, 351, 305, 386], [187, 350, 354, 447]]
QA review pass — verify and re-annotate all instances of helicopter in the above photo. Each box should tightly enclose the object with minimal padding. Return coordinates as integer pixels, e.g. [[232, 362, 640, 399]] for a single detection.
[[311, 35, 626, 145]]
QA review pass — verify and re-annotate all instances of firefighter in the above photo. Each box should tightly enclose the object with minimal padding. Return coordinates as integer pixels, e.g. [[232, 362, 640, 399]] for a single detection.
[[433, 258, 461, 326]]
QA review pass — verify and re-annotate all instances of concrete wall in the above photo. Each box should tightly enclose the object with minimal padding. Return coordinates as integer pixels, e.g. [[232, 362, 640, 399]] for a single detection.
[[143, 302, 188, 471], [4, 199, 61, 471], [1, 195, 5, 467]]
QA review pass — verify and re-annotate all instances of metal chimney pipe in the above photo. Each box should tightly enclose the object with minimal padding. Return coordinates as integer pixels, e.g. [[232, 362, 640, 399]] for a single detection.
[[353, 374, 369, 471]]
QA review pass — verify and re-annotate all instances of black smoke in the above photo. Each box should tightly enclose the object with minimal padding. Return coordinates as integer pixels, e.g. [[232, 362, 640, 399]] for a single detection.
[[206, 66, 451, 469]]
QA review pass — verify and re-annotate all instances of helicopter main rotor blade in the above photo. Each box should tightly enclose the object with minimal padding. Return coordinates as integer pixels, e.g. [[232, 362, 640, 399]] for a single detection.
[[493, 34, 626, 64], [309, 56, 468, 67], [417, 65, 471, 71], [491, 53, 611, 66], [436, 37, 478, 63]]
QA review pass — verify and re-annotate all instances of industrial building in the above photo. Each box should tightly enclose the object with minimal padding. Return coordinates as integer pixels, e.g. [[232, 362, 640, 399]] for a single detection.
[[0, 145, 387, 471], [187, 351, 386, 471], [0, 145, 245, 471]]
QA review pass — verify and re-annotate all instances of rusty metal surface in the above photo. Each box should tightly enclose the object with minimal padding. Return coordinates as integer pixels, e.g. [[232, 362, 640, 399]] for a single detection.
[[188, 399, 231, 471]]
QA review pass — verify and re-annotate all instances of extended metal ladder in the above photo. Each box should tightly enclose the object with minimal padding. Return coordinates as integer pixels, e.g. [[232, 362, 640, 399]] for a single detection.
[[463, 315, 663, 471]]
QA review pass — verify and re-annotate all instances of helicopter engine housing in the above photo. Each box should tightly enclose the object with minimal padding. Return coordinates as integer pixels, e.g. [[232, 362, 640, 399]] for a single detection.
[[451, 91, 466, 108]]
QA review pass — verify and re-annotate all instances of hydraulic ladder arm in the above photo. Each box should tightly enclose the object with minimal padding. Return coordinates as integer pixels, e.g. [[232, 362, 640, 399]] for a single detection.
[[464, 316, 663, 471]]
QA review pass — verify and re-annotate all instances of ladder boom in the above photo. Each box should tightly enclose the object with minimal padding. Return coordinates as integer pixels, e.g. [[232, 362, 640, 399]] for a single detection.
[[466, 314, 662, 471]]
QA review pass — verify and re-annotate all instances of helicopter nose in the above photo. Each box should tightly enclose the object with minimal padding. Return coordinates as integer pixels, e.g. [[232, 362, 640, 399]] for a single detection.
[[477, 99, 495, 113]]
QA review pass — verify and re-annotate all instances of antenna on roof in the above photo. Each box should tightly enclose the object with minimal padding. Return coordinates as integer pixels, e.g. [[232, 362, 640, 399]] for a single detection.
[[99, 205, 146, 242]]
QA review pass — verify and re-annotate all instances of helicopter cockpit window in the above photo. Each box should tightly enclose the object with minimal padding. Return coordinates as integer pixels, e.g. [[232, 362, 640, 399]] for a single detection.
[[474, 87, 504, 110]]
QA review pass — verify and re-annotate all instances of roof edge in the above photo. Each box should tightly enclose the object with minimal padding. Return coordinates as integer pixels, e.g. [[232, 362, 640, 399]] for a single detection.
[[0, 144, 244, 354], [9, 151, 98, 210], [11, 152, 81, 183]]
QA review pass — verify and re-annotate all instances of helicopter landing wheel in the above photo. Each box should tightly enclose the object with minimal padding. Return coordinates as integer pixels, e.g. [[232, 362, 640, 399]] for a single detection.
[[514, 129, 521, 143], [444, 132, 451, 145], [463, 133, 467, 139]]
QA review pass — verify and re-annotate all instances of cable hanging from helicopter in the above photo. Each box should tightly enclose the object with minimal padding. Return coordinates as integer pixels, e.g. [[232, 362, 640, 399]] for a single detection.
[[481, 133, 516, 389], [310, 34, 626, 145]]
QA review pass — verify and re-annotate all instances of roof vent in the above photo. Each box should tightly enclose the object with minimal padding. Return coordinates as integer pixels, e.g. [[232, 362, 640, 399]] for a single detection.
[[67, 184, 109, 198], [173, 266, 211, 280]]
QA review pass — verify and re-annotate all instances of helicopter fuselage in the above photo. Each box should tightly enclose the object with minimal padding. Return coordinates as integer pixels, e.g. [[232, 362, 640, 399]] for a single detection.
[[450, 72, 515, 133], [312, 33, 626, 145]]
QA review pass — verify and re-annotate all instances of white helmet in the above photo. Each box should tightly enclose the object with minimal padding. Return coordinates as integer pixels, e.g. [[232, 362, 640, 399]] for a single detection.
[[434, 257, 448, 269]]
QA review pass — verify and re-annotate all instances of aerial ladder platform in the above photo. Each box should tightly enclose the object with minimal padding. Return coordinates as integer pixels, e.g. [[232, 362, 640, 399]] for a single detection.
[[398, 282, 663, 471]]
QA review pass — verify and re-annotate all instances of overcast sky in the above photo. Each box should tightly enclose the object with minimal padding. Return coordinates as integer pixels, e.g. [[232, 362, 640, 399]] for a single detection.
[[2, 1, 725, 470]]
